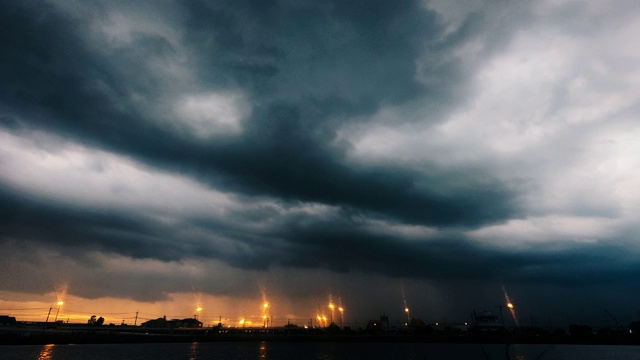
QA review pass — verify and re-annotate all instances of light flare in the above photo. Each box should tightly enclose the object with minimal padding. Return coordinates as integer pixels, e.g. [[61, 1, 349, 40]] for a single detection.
[[402, 284, 411, 324], [502, 284, 519, 327]]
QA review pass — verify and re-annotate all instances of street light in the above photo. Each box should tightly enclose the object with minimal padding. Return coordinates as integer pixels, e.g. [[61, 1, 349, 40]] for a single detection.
[[498, 302, 516, 327], [405, 307, 411, 324], [338, 307, 344, 327], [328, 303, 335, 325], [195, 307, 202, 320], [263, 302, 269, 327], [506, 301, 519, 327], [54, 301, 63, 322]]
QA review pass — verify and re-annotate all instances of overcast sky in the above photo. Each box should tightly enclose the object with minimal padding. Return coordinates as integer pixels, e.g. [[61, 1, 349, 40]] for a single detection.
[[2, 0, 640, 327]]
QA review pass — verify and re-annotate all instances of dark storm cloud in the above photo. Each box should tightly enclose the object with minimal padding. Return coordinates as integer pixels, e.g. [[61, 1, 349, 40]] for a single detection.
[[0, 188, 180, 261], [4, 180, 627, 293], [206, 102, 521, 226], [8, 0, 606, 298], [8, 177, 639, 304], [3, 0, 640, 326], [1, 184, 496, 276], [0, 0, 521, 230], [183, 0, 434, 104]]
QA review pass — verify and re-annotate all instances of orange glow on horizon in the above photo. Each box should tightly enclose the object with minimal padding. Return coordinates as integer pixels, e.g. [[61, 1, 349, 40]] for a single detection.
[[1, 290, 349, 327]]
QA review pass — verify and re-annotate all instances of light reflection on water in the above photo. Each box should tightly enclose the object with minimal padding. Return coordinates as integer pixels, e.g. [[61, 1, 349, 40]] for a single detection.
[[189, 342, 198, 360], [508, 343, 555, 360], [1, 342, 640, 360], [259, 340, 267, 360], [37, 344, 55, 360]]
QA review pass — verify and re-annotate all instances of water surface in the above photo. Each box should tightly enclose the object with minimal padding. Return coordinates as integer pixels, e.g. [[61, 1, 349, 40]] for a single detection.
[[1, 342, 639, 360]]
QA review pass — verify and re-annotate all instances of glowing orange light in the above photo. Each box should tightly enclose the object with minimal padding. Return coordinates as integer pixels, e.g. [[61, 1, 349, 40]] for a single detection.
[[196, 307, 202, 312], [404, 307, 409, 313], [263, 302, 269, 309], [57, 301, 64, 306], [507, 302, 514, 309], [338, 307, 344, 312], [329, 303, 335, 310]]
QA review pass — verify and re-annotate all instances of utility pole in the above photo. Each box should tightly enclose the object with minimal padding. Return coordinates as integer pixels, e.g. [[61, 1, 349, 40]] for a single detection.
[[604, 309, 623, 330], [134, 311, 139, 326], [45, 307, 52, 323]]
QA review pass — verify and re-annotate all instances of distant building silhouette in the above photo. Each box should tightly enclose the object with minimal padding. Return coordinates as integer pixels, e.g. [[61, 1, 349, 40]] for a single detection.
[[0, 315, 16, 326], [141, 316, 202, 329], [471, 311, 505, 334], [569, 324, 592, 336], [366, 314, 390, 331]]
